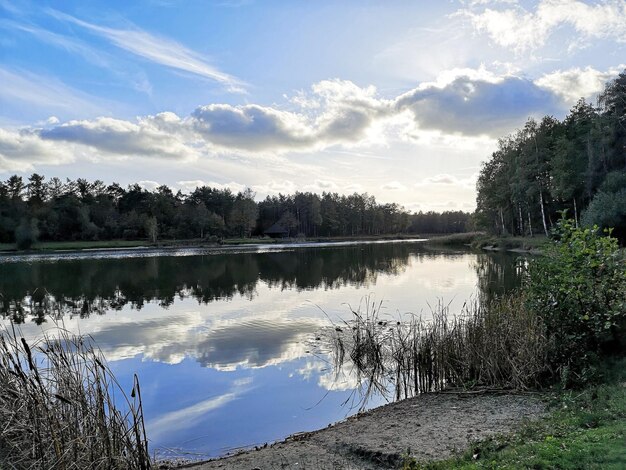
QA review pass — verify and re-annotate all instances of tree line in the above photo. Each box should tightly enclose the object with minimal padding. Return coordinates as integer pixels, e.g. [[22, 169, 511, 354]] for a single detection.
[[0, 175, 471, 247], [476, 70, 626, 240]]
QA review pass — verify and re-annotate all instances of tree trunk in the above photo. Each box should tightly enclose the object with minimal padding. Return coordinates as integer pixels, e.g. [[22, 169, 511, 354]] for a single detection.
[[527, 211, 533, 237], [499, 207, 506, 235], [539, 189, 549, 236], [518, 205, 523, 235], [573, 198, 579, 228]]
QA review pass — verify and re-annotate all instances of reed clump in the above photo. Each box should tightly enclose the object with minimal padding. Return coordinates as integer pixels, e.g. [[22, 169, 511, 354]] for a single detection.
[[332, 294, 548, 404], [0, 326, 150, 470]]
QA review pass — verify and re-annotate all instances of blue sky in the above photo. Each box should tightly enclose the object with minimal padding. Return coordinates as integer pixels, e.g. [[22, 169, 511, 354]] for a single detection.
[[1, 0, 625, 211]]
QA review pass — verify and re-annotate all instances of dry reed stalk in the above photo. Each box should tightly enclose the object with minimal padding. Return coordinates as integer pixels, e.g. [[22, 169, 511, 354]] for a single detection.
[[331, 294, 548, 406], [0, 326, 151, 470]]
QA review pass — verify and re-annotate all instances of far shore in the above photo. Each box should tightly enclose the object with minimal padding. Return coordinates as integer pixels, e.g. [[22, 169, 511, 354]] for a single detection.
[[0, 234, 439, 256]]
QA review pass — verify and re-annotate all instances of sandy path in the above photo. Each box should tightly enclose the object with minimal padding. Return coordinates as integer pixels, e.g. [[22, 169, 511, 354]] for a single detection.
[[187, 391, 545, 470]]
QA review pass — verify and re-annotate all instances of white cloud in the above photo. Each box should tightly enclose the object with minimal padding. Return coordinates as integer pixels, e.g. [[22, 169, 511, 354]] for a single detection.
[[344, 183, 365, 193], [303, 179, 339, 192], [252, 180, 298, 196], [424, 174, 458, 185], [418, 173, 478, 188], [0, 127, 75, 171], [137, 180, 160, 191], [40, 114, 196, 160], [394, 72, 561, 135], [381, 181, 407, 191], [536, 65, 626, 103], [48, 9, 245, 92], [461, 0, 626, 53], [1, 66, 612, 171]]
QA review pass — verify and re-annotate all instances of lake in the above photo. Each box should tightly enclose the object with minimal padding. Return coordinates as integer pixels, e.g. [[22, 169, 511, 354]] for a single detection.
[[0, 240, 524, 460]]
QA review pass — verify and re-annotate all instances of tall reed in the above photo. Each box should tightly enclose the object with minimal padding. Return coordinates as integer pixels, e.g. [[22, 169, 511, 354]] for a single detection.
[[331, 294, 548, 406], [0, 326, 150, 469]]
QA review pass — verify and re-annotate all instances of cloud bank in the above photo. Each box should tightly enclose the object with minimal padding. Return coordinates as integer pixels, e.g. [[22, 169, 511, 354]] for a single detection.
[[0, 65, 621, 171]]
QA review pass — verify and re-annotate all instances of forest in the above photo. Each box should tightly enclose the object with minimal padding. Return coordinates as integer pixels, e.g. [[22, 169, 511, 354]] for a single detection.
[[476, 70, 626, 240], [0, 175, 470, 248]]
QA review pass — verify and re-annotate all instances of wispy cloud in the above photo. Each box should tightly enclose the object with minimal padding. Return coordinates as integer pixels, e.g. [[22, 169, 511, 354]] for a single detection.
[[1, 19, 153, 95], [0, 66, 112, 117], [47, 9, 246, 92], [147, 390, 240, 439], [1, 19, 111, 68]]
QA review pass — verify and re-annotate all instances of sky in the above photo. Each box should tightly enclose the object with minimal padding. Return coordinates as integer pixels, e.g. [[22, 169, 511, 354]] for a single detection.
[[1, 0, 625, 212]]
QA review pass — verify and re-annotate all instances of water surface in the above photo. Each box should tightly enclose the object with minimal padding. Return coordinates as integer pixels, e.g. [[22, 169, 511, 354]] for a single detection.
[[0, 240, 523, 460]]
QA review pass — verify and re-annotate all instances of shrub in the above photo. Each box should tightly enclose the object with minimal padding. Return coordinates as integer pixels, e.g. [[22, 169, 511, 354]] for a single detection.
[[526, 218, 626, 386], [581, 188, 626, 240]]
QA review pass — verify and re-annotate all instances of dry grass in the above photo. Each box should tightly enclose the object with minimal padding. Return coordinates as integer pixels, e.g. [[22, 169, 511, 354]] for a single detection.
[[331, 294, 548, 406], [0, 326, 150, 470]]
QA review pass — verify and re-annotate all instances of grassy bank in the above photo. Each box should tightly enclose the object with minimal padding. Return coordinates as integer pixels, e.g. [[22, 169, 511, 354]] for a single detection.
[[403, 357, 626, 469]]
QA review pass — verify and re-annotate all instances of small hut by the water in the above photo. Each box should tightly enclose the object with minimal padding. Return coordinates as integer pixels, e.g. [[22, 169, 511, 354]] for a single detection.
[[264, 222, 289, 238]]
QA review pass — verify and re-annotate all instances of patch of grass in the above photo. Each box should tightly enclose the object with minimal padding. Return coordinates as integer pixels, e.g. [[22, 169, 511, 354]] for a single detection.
[[403, 357, 626, 469]]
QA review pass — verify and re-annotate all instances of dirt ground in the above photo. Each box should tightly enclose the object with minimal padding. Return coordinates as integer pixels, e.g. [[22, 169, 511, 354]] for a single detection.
[[186, 391, 545, 470]]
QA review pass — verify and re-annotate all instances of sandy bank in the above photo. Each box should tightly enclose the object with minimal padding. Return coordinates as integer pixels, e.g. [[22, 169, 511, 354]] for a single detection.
[[187, 391, 545, 470]]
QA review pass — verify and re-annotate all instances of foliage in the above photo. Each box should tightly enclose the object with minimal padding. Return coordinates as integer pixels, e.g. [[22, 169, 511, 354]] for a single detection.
[[0, 327, 150, 469], [581, 187, 626, 240], [476, 71, 626, 240], [526, 219, 626, 386], [0, 174, 471, 246]]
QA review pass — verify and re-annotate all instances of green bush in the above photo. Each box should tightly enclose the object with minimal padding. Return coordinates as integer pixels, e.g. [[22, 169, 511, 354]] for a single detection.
[[581, 188, 626, 238], [526, 219, 626, 386]]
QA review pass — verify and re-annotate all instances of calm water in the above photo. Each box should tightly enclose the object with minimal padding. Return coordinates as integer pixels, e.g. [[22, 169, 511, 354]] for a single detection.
[[0, 240, 524, 460]]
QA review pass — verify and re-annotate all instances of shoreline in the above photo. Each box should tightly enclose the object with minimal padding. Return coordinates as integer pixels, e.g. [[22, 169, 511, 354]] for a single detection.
[[0, 235, 433, 261], [181, 390, 545, 470], [0, 234, 432, 255]]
